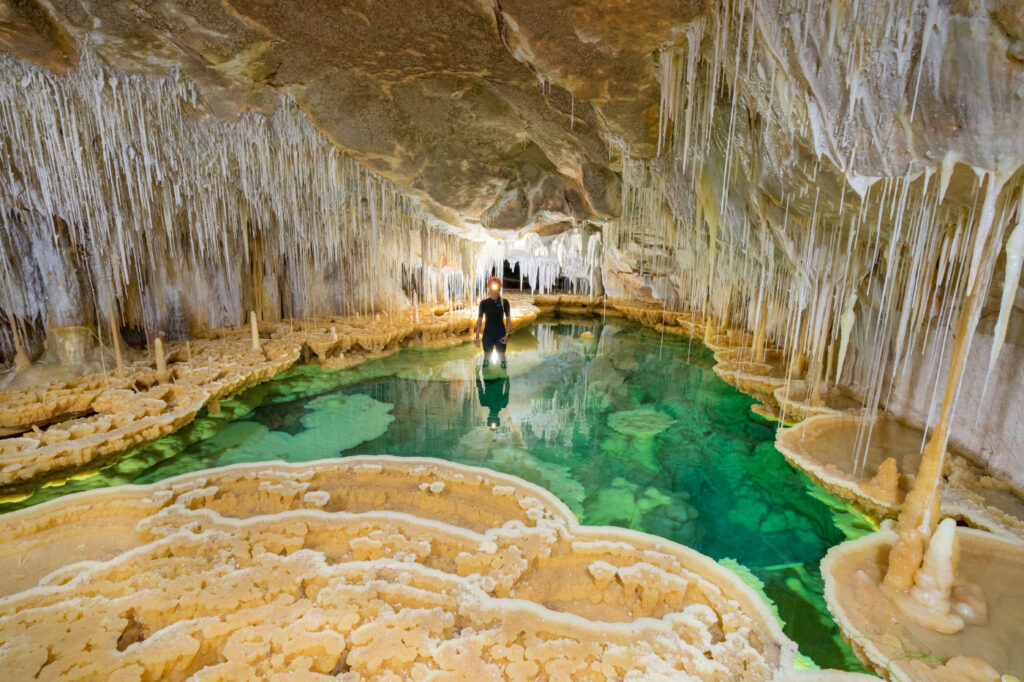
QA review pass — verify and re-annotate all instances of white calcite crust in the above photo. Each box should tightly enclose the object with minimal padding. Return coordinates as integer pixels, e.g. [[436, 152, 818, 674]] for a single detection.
[[0, 456, 799, 680], [0, 337, 302, 488]]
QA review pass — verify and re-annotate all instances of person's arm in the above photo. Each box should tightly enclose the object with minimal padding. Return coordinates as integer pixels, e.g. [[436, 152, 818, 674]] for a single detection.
[[502, 299, 512, 341]]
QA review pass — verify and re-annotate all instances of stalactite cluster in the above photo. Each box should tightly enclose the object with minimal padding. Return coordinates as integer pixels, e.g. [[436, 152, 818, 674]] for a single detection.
[[599, 2, 1024, 665], [0, 0, 1023, 678], [479, 227, 603, 295], [609, 0, 1024, 481], [0, 48, 484, 357], [0, 45, 606, 363]]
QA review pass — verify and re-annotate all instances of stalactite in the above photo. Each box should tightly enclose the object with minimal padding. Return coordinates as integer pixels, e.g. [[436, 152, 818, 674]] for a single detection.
[[612, 0, 1024, 488], [834, 292, 857, 384], [0, 47, 490, 349], [985, 189, 1024, 387], [628, 4, 1024, 641], [107, 302, 124, 379], [477, 228, 603, 297], [889, 180, 1015, 594]]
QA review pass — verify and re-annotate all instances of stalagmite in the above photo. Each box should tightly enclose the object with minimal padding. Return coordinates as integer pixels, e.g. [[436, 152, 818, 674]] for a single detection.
[[862, 457, 901, 507], [882, 527, 925, 591], [886, 518, 987, 634], [250, 311, 260, 351], [10, 325, 29, 370], [153, 336, 167, 376], [823, 525, 1023, 681]]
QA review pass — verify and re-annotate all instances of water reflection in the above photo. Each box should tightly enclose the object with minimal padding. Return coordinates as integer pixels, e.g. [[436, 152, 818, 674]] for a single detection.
[[478, 373, 510, 429]]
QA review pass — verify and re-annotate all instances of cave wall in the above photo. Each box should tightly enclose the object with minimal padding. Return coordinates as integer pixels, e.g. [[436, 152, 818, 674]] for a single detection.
[[866, 283, 1024, 484]]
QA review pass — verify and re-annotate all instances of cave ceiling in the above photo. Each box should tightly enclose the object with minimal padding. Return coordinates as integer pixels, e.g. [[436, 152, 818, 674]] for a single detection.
[[1, 1, 1023, 240], [0, 0, 712, 235]]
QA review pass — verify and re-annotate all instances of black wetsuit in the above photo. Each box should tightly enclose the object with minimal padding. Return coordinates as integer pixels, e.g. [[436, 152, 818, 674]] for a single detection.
[[478, 296, 511, 353]]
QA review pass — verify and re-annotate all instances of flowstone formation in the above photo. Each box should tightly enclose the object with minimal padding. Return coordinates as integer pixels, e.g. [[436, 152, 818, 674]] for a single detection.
[[0, 456, 803, 680]]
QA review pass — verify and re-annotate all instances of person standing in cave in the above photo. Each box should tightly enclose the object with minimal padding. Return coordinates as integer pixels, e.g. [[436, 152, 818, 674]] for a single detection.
[[474, 276, 512, 368]]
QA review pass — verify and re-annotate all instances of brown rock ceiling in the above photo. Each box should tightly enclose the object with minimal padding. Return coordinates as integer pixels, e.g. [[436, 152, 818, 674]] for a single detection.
[[0, 0, 710, 232]]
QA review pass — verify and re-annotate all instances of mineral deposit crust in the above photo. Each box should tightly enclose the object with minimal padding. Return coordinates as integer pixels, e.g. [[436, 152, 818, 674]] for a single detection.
[[0, 456, 800, 680]]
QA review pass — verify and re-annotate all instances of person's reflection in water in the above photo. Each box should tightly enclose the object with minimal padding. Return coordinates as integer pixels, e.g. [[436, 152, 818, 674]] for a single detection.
[[478, 374, 510, 429]]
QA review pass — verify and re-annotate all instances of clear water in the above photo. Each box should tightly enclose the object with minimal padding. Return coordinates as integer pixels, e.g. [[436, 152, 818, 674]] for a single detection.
[[1, 317, 876, 673]]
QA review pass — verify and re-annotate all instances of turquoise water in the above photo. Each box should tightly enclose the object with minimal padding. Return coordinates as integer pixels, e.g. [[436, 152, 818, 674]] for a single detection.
[[2, 317, 875, 672]]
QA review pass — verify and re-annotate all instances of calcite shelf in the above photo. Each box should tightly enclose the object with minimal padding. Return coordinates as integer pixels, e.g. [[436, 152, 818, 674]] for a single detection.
[[774, 413, 1024, 544], [0, 456, 798, 680], [0, 335, 301, 489]]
